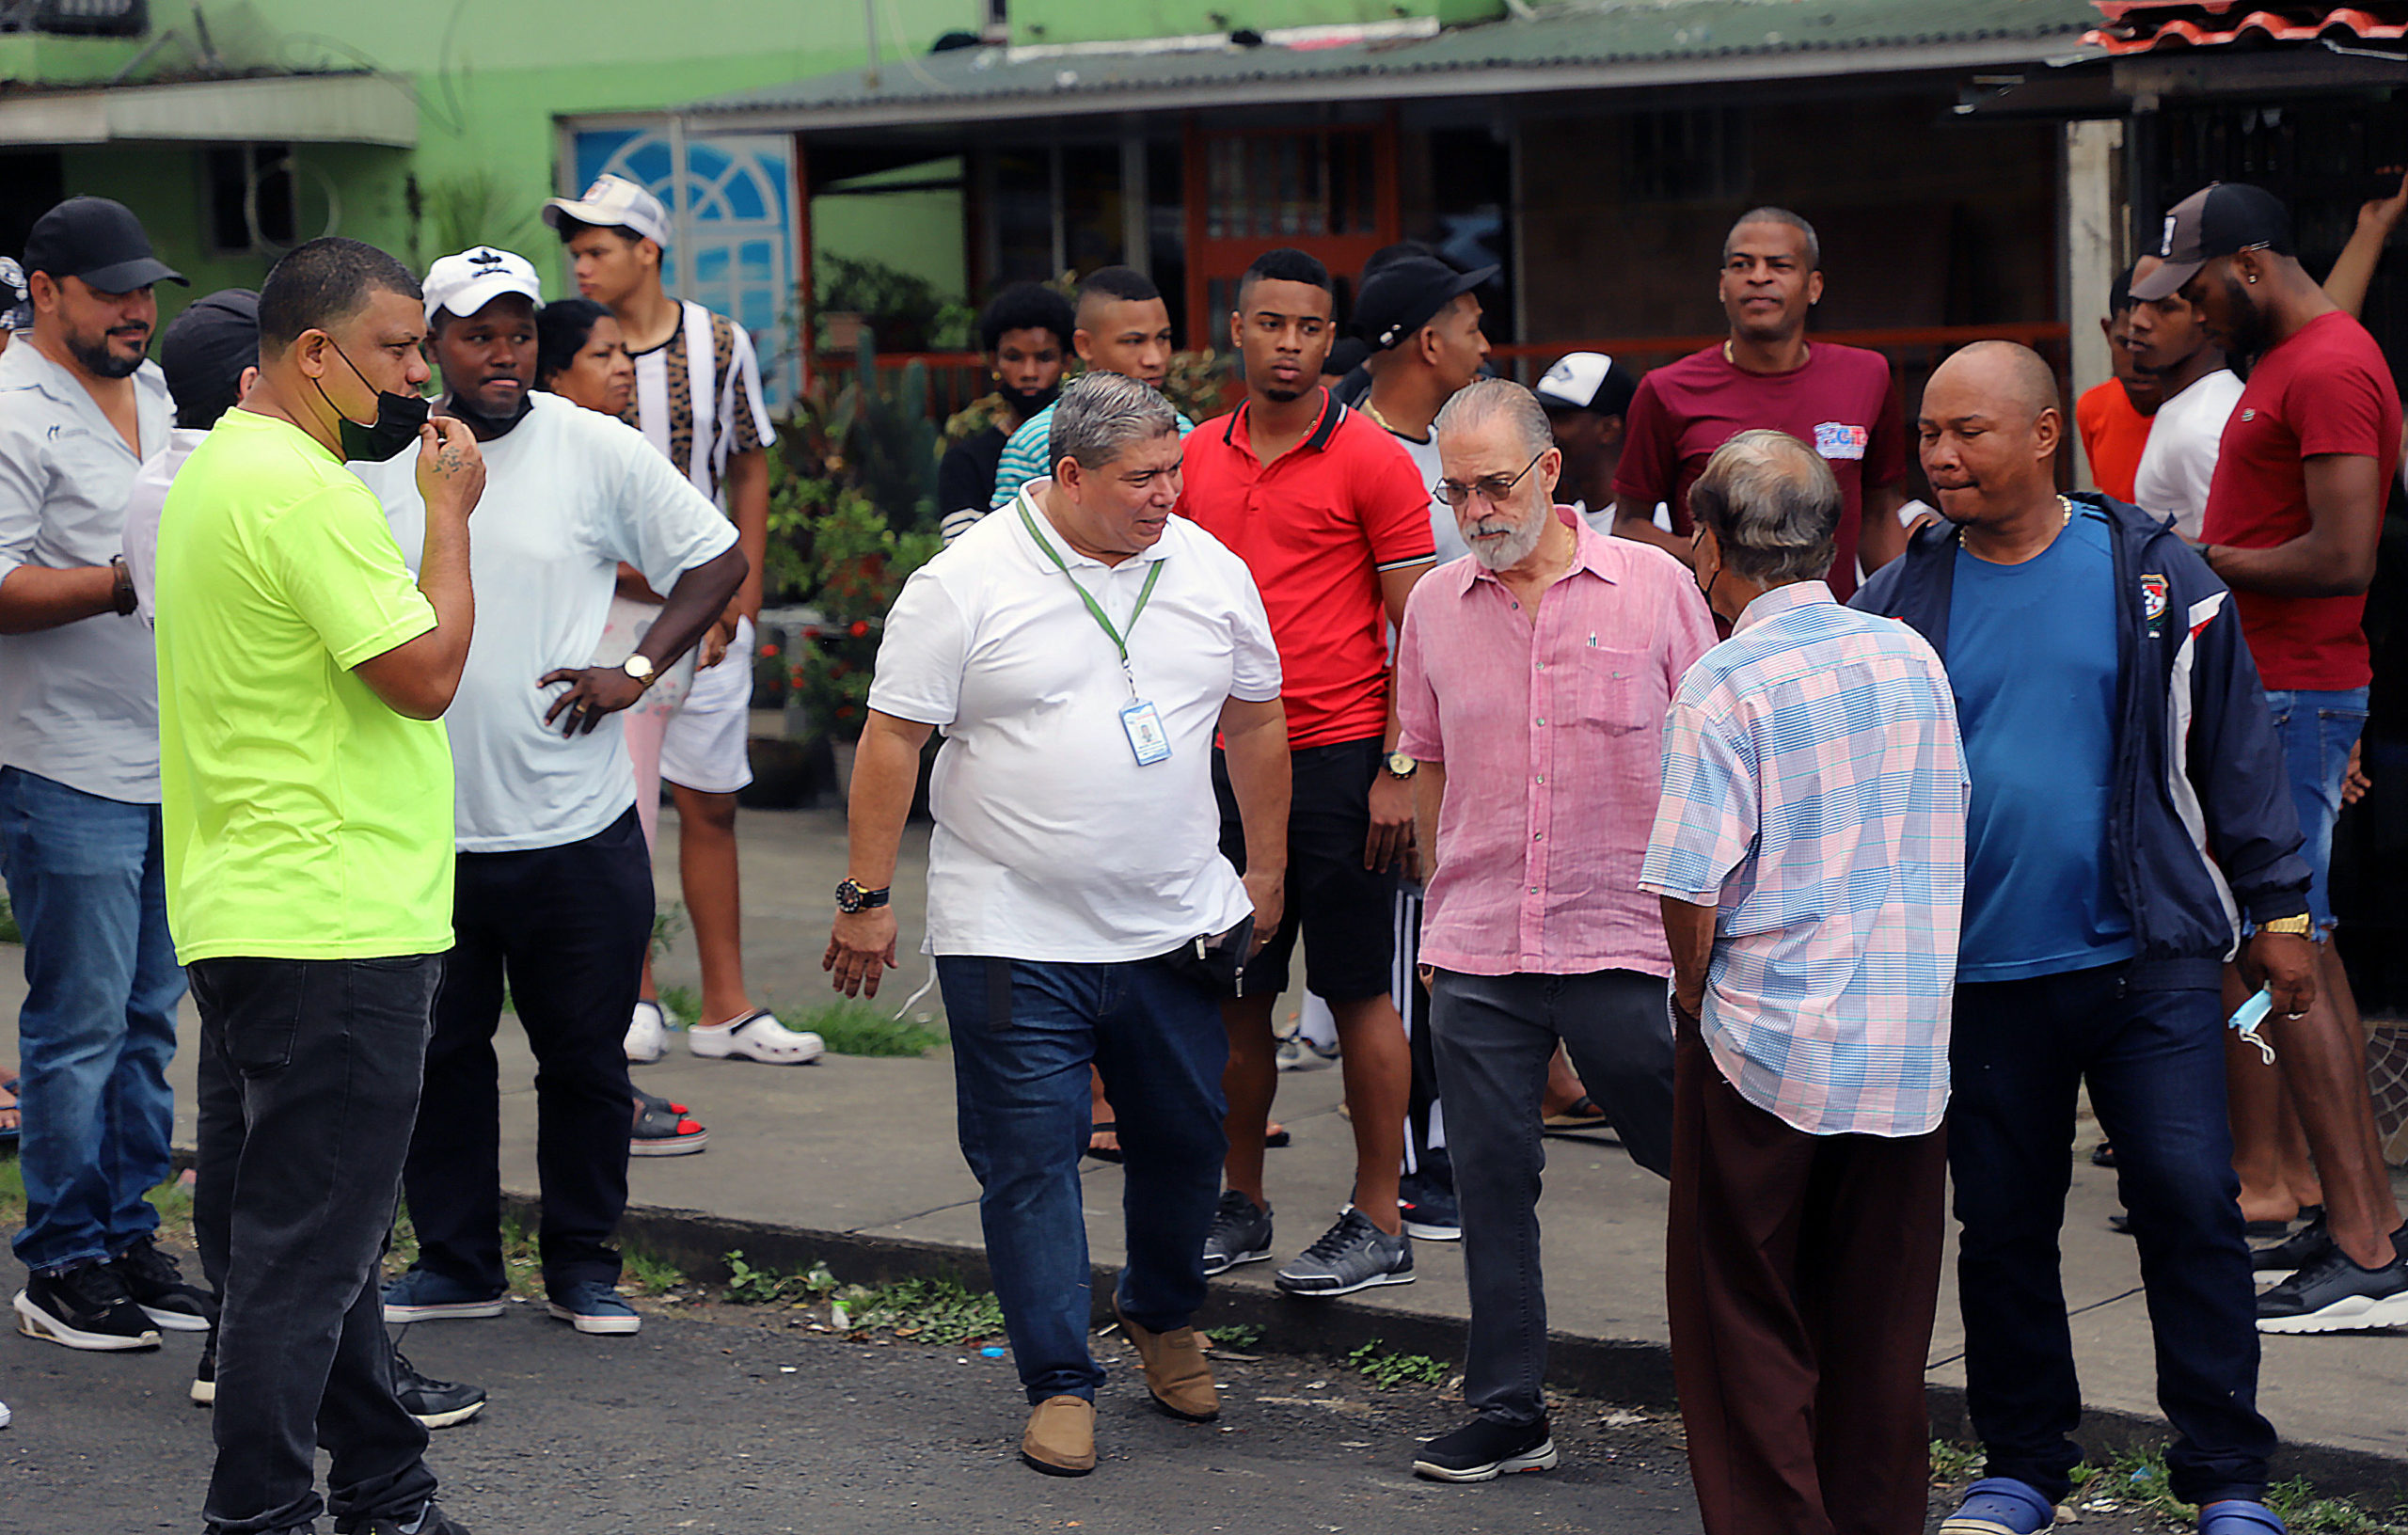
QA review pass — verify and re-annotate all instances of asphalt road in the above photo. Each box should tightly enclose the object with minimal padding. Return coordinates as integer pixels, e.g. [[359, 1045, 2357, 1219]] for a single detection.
[[0, 1250, 2178, 1535]]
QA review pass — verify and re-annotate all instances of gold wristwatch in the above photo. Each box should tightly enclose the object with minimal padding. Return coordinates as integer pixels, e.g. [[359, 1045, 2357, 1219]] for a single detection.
[[1384, 752, 1418, 780], [2259, 914, 2315, 938]]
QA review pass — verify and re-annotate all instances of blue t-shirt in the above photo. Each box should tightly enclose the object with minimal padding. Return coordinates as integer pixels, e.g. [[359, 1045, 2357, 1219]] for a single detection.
[[1947, 508, 2134, 982]]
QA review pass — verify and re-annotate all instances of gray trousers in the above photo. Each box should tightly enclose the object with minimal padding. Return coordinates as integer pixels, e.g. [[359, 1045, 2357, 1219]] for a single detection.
[[1429, 967, 1676, 1426]]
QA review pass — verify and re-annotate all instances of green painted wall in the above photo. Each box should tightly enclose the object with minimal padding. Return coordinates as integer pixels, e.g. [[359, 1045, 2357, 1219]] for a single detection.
[[813, 159, 968, 302]]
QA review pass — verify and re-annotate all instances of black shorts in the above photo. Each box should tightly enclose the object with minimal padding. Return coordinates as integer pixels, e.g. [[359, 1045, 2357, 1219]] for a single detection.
[[1213, 736, 1397, 1004]]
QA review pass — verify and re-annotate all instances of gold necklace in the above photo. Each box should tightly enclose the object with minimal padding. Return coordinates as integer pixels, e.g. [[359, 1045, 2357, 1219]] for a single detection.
[[1363, 398, 1401, 435], [2059, 495, 2074, 525]]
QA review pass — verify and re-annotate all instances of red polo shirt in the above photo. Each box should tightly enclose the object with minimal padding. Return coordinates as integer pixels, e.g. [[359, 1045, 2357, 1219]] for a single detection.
[[1179, 389, 1435, 748]]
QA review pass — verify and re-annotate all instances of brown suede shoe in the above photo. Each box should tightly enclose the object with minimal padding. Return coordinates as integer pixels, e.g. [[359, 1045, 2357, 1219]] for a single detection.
[[1112, 1297, 1220, 1422], [1021, 1394, 1097, 1476]]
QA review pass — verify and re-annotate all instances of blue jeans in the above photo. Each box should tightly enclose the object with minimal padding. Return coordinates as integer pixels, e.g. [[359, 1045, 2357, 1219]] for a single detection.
[[0, 767, 183, 1274], [2263, 687, 2368, 933], [937, 954, 1229, 1403], [1951, 964, 2273, 1508]]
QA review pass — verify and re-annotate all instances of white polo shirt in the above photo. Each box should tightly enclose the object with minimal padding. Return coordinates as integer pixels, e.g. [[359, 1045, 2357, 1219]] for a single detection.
[[358, 390, 736, 853], [0, 342, 171, 803], [2132, 368, 2243, 538], [871, 482, 1283, 962], [122, 425, 208, 628]]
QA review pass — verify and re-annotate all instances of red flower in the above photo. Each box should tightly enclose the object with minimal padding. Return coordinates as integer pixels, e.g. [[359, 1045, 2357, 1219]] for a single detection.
[[848, 620, 870, 637], [759, 641, 779, 657]]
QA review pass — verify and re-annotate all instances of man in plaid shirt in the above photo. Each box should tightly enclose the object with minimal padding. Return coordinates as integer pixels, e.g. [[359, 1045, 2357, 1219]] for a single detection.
[[1641, 428, 1967, 1535]]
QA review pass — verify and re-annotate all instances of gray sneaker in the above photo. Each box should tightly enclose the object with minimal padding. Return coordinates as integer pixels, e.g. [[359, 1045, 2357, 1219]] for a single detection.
[[1275, 1207, 1415, 1298], [1201, 1190, 1274, 1277]]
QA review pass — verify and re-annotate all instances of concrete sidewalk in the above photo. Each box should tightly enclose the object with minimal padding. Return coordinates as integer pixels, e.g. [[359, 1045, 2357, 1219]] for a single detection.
[[8, 800, 2407, 1495]]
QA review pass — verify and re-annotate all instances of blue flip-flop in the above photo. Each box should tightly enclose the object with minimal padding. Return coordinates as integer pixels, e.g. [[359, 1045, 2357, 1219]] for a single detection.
[[1940, 1477, 2056, 1535], [2199, 1501, 2288, 1535]]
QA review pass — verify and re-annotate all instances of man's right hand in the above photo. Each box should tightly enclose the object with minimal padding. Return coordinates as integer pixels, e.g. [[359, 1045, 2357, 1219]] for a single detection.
[[416, 417, 487, 518], [825, 909, 899, 998]]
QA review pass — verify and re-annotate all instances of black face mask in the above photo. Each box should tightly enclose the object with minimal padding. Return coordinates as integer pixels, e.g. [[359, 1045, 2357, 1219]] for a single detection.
[[443, 387, 533, 441], [314, 341, 430, 462], [999, 378, 1060, 418]]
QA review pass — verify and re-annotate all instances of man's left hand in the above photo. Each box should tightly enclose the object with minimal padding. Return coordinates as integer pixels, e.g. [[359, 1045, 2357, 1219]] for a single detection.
[[1366, 771, 1416, 873], [699, 612, 740, 671], [2242, 929, 2320, 1022], [539, 666, 648, 735]]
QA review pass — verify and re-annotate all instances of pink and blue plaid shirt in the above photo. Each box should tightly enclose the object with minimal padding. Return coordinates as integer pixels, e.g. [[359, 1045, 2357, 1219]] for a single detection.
[[1398, 512, 1716, 977], [1640, 579, 1968, 1137]]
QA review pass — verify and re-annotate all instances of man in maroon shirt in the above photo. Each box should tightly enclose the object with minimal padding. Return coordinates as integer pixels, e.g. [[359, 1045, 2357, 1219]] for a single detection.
[[2143, 181, 2408, 1334], [1611, 207, 1909, 597]]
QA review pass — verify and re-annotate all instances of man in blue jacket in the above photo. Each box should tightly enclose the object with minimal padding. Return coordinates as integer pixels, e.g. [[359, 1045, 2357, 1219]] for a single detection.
[[1853, 342, 2311, 1535]]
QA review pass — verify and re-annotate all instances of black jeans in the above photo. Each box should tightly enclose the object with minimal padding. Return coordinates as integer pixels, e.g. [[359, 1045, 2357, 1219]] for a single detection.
[[1952, 965, 2274, 1507], [403, 809, 651, 1294], [190, 953, 443, 1535]]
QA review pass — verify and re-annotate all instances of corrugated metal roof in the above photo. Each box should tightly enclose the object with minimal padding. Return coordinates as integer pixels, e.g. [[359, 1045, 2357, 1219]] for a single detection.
[[2085, 2, 2408, 54], [671, 0, 2104, 127]]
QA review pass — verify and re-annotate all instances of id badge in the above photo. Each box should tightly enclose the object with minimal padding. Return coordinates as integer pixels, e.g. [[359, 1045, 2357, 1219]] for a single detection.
[[1120, 698, 1172, 766]]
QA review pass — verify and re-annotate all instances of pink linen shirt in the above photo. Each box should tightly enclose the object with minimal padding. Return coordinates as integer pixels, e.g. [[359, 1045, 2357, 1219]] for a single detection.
[[1397, 510, 1717, 976]]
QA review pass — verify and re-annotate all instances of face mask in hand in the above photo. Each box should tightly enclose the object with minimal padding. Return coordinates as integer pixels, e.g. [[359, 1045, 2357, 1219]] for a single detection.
[[314, 340, 431, 462]]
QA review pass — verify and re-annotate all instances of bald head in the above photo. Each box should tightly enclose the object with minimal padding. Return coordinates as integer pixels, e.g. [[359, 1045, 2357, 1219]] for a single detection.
[[1932, 340, 2059, 427]]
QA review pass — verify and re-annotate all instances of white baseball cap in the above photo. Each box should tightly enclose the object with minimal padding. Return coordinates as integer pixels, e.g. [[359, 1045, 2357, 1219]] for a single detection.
[[1534, 352, 1640, 417], [422, 246, 543, 324], [542, 174, 672, 250]]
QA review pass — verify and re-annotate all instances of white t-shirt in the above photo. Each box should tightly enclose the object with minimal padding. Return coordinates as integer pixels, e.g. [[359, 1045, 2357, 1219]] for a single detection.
[[123, 426, 208, 629], [871, 484, 1284, 962], [360, 390, 737, 852], [1379, 425, 1465, 564], [2131, 368, 2243, 538]]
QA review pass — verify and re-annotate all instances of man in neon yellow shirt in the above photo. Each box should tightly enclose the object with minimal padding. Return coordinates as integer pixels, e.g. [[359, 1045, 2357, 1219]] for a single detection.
[[155, 236, 486, 1535]]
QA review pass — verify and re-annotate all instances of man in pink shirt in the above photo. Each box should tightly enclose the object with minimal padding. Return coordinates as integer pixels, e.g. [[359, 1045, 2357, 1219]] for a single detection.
[[1395, 378, 1715, 1484]]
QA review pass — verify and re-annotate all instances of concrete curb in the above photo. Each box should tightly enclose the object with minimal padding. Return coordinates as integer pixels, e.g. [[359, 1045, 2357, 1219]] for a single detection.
[[528, 1193, 2408, 1508]]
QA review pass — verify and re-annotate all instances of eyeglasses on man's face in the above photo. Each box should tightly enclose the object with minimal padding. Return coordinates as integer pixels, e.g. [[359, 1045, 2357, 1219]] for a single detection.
[[1434, 448, 1546, 510]]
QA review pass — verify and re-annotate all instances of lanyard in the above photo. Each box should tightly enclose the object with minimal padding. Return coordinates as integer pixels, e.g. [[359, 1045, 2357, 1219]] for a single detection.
[[1018, 498, 1163, 690]]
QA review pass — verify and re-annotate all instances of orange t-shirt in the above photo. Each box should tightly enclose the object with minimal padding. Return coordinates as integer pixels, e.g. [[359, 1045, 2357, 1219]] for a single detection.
[[2075, 379, 2153, 503]]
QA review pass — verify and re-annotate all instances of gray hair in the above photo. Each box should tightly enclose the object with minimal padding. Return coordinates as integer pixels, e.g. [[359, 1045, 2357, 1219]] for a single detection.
[[1688, 429, 1839, 587], [1431, 376, 1551, 464], [1723, 206, 1820, 272], [1049, 371, 1179, 476]]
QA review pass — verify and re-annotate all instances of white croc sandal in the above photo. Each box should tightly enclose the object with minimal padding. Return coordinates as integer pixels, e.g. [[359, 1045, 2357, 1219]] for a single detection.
[[624, 999, 668, 1065], [689, 1009, 825, 1065]]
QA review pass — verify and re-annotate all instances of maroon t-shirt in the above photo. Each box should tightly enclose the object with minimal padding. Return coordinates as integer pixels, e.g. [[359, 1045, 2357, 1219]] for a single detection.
[[2201, 309, 2403, 692], [1611, 341, 1907, 599]]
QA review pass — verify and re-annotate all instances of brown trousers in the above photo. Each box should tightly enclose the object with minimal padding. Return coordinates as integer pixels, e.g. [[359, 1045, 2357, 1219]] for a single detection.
[[1665, 1014, 1948, 1535]]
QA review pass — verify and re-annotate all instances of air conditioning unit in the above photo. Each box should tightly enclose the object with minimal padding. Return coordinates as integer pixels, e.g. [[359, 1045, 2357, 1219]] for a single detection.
[[28, 0, 148, 37]]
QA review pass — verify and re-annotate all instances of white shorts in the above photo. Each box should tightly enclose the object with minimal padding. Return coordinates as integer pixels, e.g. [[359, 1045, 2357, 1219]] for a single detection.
[[658, 615, 757, 795]]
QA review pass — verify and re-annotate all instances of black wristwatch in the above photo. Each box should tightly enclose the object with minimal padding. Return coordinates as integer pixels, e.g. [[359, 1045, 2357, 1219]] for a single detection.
[[1384, 751, 1418, 781], [109, 555, 137, 616], [835, 878, 891, 914]]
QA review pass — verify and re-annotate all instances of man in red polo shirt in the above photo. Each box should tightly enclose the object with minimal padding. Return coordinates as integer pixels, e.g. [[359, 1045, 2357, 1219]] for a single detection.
[[2146, 181, 2408, 1334], [1611, 207, 1908, 597], [1180, 247, 1436, 1297]]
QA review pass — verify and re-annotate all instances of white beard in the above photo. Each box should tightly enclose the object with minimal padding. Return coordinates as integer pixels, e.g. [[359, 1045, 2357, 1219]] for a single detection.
[[1467, 508, 1547, 571]]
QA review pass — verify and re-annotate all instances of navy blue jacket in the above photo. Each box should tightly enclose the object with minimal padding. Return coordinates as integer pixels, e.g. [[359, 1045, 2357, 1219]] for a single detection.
[[1850, 494, 2310, 990]]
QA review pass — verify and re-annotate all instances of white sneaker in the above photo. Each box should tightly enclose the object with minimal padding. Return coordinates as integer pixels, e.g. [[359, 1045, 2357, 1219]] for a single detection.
[[689, 1009, 825, 1065], [625, 999, 667, 1065], [1, 1399, 11, 1429]]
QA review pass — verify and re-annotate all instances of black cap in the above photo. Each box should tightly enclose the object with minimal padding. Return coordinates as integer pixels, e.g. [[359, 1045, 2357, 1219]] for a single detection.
[[1354, 254, 1497, 350], [22, 197, 187, 293], [2130, 182, 2291, 302], [160, 289, 261, 425]]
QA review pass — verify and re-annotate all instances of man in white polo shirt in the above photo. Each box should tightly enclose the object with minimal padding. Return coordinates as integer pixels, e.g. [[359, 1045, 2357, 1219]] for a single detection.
[[542, 175, 814, 1068], [826, 372, 1291, 1480], [2126, 253, 2242, 537], [356, 247, 746, 1337]]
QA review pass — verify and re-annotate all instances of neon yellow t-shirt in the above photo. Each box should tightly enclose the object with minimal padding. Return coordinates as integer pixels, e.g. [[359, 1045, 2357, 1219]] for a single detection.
[[156, 408, 454, 963]]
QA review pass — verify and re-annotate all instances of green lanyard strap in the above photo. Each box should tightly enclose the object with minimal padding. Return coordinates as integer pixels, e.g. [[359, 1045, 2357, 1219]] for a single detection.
[[1017, 498, 1164, 672]]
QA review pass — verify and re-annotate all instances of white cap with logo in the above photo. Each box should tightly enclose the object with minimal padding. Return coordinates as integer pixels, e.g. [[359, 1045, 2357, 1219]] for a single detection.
[[422, 246, 543, 324], [542, 174, 673, 250]]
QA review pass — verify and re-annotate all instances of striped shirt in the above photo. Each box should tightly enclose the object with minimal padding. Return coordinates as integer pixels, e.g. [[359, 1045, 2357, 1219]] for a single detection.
[[1639, 580, 1967, 1137], [984, 398, 1195, 514]]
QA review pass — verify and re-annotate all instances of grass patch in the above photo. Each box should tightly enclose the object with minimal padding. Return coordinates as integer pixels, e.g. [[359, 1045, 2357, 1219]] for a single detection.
[[843, 1274, 1006, 1344], [1928, 1440, 1986, 1484], [619, 1245, 689, 1296], [0, 888, 19, 944], [1204, 1321, 1264, 1352], [649, 901, 688, 963], [776, 997, 946, 1058], [724, 1250, 839, 1306], [656, 984, 700, 1031], [1346, 1338, 1450, 1390]]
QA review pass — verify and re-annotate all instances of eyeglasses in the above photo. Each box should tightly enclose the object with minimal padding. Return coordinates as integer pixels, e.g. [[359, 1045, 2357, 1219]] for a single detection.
[[1434, 449, 1545, 510]]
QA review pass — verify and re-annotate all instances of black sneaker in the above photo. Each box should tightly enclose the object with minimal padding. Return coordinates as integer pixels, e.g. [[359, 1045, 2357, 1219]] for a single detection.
[[2257, 1242, 2408, 1334], [392, 1350, 487, 1430], [193, 1328, 215, 1404], [1275, 1207, 1415, 1298], [114, 1235, 215, 1332], [1412, 1415, 1559, 1482], [1201, 1190, 1274, 1277], [335, 1500, 473, 1534], [13, 1262, 161, 1351], [2251, 1214, 2336, 1285], [1399, 1169, 1460, 1242]]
